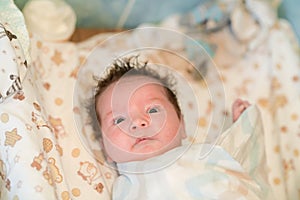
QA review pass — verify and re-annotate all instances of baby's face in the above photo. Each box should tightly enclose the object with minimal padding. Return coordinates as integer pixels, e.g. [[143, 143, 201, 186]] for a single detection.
[[96, 75, 186, 163]]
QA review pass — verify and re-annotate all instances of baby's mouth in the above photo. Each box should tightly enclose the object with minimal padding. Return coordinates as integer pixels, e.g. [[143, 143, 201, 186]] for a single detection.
[[135, 137, 151, 144]]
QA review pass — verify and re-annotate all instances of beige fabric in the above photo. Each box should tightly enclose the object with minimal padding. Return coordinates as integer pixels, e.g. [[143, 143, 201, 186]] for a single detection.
[[23, 0, 76, 42]]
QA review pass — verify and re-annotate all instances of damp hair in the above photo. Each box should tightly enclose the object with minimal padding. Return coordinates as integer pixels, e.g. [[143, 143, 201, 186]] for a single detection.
[[87, 55, 182, 139]]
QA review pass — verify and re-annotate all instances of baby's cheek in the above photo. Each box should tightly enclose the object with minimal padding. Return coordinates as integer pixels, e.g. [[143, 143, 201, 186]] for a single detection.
[[103, 137, 125, 160], [109, 132, 133, 149], [150, 113, 167, 130], [163, 127, 180, 142]]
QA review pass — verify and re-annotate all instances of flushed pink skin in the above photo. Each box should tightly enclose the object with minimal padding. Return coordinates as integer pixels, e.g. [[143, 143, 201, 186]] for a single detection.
[[96, 75, 186, 163]]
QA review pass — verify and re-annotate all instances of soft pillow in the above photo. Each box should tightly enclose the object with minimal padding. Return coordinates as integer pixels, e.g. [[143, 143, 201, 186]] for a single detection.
[[0, 23, 23, 102], [27, 33, 117, 199], [0, 70, 60, 199], [0, 2, 59, 198], [1, 1, 116, 199], [0, 0, 30, 61], [0, 0, 29, 103]]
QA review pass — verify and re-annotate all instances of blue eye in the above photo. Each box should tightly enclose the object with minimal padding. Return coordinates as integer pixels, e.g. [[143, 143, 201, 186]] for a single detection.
[[148, 107, 159, 114], [114, 117, 125, 125]]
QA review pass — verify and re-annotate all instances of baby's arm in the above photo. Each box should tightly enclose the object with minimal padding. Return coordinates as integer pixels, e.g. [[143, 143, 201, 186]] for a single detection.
[[232, 98, 251, 122]]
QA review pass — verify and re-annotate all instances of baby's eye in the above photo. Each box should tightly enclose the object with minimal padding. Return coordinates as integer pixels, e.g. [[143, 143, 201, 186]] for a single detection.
[[114, 117, 125, 125], [148, 107, 159, 114]]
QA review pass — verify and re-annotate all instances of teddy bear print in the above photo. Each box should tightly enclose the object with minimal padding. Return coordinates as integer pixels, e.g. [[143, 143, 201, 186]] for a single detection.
[[31, 102, 51, 130], [43, 157, 63, 185], [77, 161, 100, 185], [94, 182, 104, 193], [31, 153, 44, 171], [48, 116, 66, 138]]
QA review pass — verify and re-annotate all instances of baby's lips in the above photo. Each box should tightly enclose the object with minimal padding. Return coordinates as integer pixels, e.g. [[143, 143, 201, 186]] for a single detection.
[[135, 137, 148, 144]]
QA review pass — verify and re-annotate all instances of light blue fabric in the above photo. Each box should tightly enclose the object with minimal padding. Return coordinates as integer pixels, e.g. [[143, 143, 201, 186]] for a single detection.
[[14, 0, 300, 44], [278, 0, 300, 43], [15, 0, 208, 29], [114, 144, 267, 200]]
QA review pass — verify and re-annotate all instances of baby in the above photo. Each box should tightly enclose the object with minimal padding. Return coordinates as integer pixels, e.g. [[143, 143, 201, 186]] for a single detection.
[[92, 56, 264, 199]]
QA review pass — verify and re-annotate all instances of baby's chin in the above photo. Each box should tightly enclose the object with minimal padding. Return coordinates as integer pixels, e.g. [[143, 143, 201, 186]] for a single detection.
[[132, 139, 161, 151], [119, 143, 176, 163]]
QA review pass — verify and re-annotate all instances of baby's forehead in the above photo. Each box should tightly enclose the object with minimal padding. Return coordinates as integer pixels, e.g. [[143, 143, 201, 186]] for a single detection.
[[96, 74, 170, 108], [117, 75, 164, 86], [109, 75, 166, 95], [97, 75, 169, 112]]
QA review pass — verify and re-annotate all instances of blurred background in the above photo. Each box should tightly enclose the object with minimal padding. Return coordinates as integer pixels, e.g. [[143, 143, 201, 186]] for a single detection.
[[13, 0, 300, 42]]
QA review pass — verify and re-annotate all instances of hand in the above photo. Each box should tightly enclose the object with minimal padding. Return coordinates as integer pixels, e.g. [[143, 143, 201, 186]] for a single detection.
[[232, 99, 251, 122]]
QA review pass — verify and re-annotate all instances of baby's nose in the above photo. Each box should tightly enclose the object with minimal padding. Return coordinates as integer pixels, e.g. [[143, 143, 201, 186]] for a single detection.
[[130, 115, 150, 131]]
